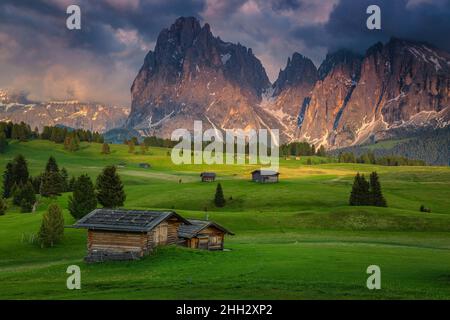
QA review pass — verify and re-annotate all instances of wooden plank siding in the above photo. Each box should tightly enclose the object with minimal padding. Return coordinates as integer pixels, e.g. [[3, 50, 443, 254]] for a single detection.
[[88, 230, 146, 256], [182, 226, 225, 250], [87, 218, 184, 258]]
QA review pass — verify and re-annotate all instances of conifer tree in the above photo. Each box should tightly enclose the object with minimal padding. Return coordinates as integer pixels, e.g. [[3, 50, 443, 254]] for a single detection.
[[214, 183, 225, 207], [128, 140, 135, 153], [2, 162, 14, 198], [369, 172, 387, 207], [40, 171, 64, 197], [40, 157, 64, 197], [38, 203, 64, 247], [68, 174, 97, 219], [349, 173, 370, 206], [12, 154, 29, 185], [45, 156, 59, 173], [13, 181, 36, 212], [101, 142, 111, 154], [96, 166, 126, 208], [0, 132, 8, 153], [60, 168, 69, 192], [68, 176, 76, 192], [0, 198, 7, 215]]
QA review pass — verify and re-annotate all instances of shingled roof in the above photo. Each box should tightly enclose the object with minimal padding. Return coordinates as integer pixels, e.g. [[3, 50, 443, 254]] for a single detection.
[[72, 209, 190, 232], [251, 170, 279, 176], [178, 219, 234, 239]]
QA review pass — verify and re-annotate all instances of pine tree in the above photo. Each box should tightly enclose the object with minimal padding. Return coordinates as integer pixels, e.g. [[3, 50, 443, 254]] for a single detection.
[[40, 157, 64, 197], [69, 133, 80, 151], [68, 174, 97, 219], [369, 172, 387, 207], [60, 168, 69, 192], [31, 174, 43, 194], [101, 142, 111, 154], [12, 154, 29, 185], [45, 156, 59, 173], [214, 183, 225, 207], [38, 203, 64, 247], [0, 198, 7, 215], [40, 171, 64, 197], [349, 173, 370, 206], [68, 176, 76, 192], [13, 181, 36, 212], [2, 162, 14, 198], [140, 143, 147, 154], [96, 166, 126, 208], [0, 132, 8, 153], [128, 140, 135, 153]]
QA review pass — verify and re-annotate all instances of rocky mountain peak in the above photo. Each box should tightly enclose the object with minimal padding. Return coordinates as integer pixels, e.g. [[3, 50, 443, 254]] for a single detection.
[[318, 49, 362, 80], [272, 53, 318, 96]]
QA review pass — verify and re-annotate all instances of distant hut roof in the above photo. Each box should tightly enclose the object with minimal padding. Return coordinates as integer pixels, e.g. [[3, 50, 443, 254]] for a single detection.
[[200, 172, 216, 177], [251, 170, 279, 176], [178, 219, 234, 239], [72, 209, 190, 232]]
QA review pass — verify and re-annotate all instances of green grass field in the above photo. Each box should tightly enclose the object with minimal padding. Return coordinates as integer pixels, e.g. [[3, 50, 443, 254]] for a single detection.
[[0, 140, 450, 299]]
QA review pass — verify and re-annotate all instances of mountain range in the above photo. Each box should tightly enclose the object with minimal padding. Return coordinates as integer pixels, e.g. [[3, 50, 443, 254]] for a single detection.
[[127, 17, 450, 150], [0, 90, 129, 133]]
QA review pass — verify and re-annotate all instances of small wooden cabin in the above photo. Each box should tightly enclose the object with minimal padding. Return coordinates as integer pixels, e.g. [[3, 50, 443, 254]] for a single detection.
[[72, 209, 190, 263], [178, 219, 234, 250], [200, 172, 216, 182], [251, 170, 280, 183]]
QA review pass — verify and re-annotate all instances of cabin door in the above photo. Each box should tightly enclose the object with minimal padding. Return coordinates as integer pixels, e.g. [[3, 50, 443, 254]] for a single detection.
[[198, 238, 209, 250], [159, 223, 168, 245], [154, 223, 168, 246]]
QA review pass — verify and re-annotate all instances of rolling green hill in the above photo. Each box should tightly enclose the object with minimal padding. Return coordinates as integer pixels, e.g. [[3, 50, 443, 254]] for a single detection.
[[0, 140, 450, 299]]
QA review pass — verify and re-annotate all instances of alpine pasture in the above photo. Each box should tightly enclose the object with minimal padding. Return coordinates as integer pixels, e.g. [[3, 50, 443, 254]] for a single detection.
[[0, 140, 450, 299]]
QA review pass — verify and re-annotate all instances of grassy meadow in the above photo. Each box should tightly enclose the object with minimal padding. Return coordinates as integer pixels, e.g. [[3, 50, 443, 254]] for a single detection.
[[0, 139, 449, 299]]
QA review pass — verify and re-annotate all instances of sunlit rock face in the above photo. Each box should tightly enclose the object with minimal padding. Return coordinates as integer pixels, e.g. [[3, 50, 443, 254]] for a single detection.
[[129, 16, 450, 147], [128, 16, 283, 139]]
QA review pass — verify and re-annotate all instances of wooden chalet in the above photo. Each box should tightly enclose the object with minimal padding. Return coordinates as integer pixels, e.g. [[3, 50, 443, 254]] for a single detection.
[[251, 170, 280, 183], [72, 209, 190, 263], [200, 172, 216, 182], [178, 219, 234, 250]]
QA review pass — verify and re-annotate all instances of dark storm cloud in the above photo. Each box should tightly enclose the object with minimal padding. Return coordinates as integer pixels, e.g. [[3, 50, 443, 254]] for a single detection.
[[292, 0, 450, 55], [1, 0, 449, 105]]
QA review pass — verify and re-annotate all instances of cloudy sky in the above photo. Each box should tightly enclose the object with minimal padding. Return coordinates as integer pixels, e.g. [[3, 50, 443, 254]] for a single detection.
[[1, 0, 449, 106]]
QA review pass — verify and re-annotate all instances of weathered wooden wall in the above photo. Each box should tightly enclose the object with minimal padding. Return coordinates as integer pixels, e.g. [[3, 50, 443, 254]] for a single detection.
[[88, 230, 146, 256], [183, 227, 225, 250]]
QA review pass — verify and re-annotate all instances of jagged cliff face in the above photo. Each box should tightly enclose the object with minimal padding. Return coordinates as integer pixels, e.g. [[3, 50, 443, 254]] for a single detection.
[[128, 17, 281, 138], [128, 17, 450, 148], [298, 39, 450, 148], [296, 50, 362, 146], [260, 53, 318, 141]]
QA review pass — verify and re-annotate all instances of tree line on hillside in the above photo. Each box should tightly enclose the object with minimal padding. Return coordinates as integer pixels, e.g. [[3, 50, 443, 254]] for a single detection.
[[330, 128, 450, 166], [0, 122, 37, 152], [280, 142, 326, 157], [2, 155, 73, 212], [0, 121, 104, 154], [338, 151, 425, 166]]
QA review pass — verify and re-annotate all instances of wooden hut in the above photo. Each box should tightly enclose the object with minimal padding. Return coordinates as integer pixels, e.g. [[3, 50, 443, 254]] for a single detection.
[[200, 172, 216, 182], [72, 209, 190, 262], [178, 219, 234, 250], [251, 170, 280, 183]]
